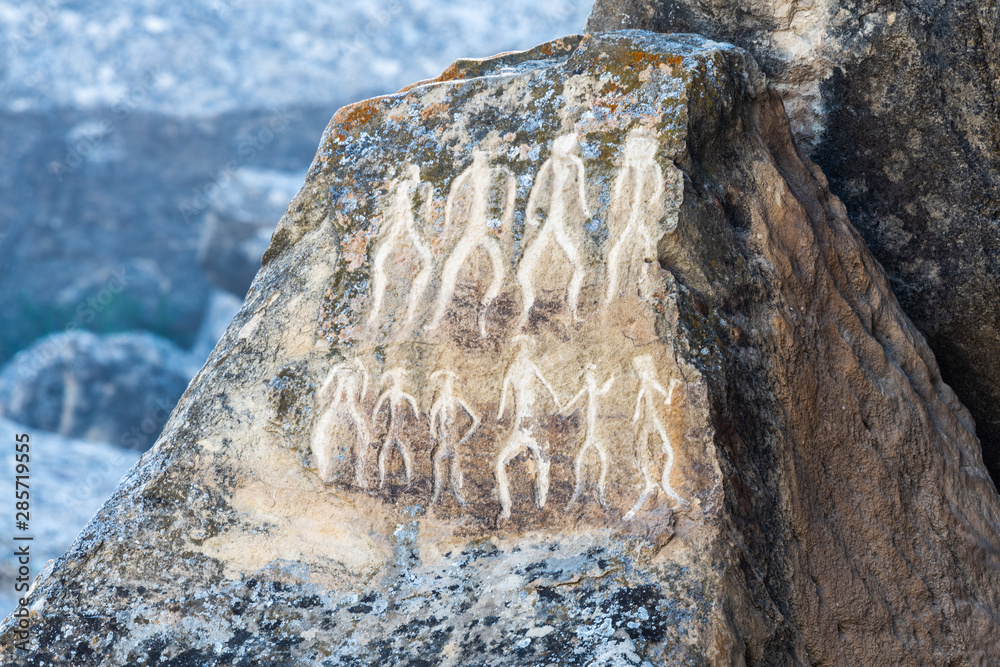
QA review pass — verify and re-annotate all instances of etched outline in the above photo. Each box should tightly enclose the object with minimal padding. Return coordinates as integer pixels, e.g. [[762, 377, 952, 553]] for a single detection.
[[516, 133, 590, 328], [428, 369, 481, 505], [371, 366, 421, 487], [624, 354, 684, 521], [562, 362, 615, 510], [428, 150, 516, 337], [495, 336, 562, 519], [367, 164, 435, 329], [605, 129, 666, 305], [311, 360, 372, 487]]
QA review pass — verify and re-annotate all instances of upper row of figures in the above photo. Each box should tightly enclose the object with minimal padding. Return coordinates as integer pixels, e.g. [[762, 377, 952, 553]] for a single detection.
[[360, 129, 675, 336], [311, 341, 687, 521]]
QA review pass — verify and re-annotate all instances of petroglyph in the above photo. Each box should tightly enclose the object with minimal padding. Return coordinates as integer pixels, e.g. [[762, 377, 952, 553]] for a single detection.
[[429, 369, 480, 505], [624, 354, 684, 521], [305, 86, 707, 526], [371, 367, 421, 487], [562, 363, 615, 510], [496, 336, 562, 519], [605, 129, 667, 305], [428, 151, 516, 336], [311, 361, 372, 488], [516, 133, 590, 328], [367, 165, 434, 329]]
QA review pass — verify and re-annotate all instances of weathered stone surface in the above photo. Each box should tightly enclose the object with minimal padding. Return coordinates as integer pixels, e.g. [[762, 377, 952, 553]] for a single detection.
[[4, 31, 1000, 664], [0, 331, 197, 449], [586, 0, 1000, 485]]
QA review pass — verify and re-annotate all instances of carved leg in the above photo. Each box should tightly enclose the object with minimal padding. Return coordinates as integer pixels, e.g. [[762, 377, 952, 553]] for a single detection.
[[481, 240, 507, 336], [428, 242, 471, 332], [624, 421, 656, 521], [367, 238, 397, 324], [554, 224, 585, 320], [654, 418, 683, 506]]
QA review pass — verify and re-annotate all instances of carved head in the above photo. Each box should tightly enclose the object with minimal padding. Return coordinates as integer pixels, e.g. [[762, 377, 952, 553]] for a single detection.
[[631, 354, 657, 377], [430, 368, 458, 386], [624, 129, 657, 162], [552, 133, 580, 157], [380, 366, 408, 386]]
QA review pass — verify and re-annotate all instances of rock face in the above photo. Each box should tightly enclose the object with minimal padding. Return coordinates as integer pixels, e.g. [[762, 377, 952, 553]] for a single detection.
[[4, 31, 1000, 664], [0, 331, 197, 449], [586, 0, 1000, 484]]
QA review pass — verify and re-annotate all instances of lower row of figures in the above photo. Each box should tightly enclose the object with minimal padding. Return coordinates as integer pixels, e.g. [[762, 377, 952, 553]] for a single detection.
[[309, 350, 689, 521]]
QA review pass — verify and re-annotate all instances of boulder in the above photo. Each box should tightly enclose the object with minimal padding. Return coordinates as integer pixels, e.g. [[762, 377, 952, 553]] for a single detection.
[[586, 0, 1000, 484], [3, 32, 999, 664], [0, 330, 197, 450]]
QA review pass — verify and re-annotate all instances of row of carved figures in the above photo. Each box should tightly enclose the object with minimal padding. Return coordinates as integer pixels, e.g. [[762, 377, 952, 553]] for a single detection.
[[366, 129, 669, 336], [311, 341, 686, 521]]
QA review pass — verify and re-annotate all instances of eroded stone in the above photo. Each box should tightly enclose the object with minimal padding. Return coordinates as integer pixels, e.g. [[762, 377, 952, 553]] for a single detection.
[[4, 31, 1000, 665]]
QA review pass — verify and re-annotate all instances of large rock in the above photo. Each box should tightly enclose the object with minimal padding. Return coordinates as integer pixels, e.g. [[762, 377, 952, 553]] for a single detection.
[[0, 331, 197, 449], [586, 0, 1000, 484], [4, 32, 999, 664]]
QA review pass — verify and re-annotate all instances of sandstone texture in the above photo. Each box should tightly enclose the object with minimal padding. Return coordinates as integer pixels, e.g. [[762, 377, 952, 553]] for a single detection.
[[4, 31, 1000, 665], [586, 0, 1000, 484]]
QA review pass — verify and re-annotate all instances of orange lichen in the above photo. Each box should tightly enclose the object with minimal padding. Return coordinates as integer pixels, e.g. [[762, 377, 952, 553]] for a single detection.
[[333, 99, 382, 131], [627, 51, 662, 69], [421, 103, 450, 121], [341, 227, 374, 271]]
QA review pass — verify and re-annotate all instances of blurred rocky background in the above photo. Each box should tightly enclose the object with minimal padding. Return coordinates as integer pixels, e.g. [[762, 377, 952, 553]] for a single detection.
[[0, 0, 590, 613]]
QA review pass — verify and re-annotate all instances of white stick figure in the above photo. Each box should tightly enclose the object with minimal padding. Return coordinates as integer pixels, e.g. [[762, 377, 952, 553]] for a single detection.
[[367, 164, 435, 329], [371, 367, 421, 487], [605, 129, 666, 305], [495, 336, 562, 519], [561, 363, 615, 510], [428, 369, 480, 505], [311, 360, 371, 488], [516, 133, 590, 328], [624, 354, 684, 521], [428, 150, 516, 336]]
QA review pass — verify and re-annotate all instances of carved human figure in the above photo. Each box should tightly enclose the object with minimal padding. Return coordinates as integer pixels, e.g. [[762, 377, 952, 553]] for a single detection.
[[428, 150, 516, 336], [516, 133, 590, 328], [367, 164, 434, 329], [605, 129, 667, 305], [371, 367, 421, 487], [561, 363, 615, 510], [311, 361, 371, 488], [624, 354, 684, 521], [428, 369, 480, 505], [496, 336, 562, 519]]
